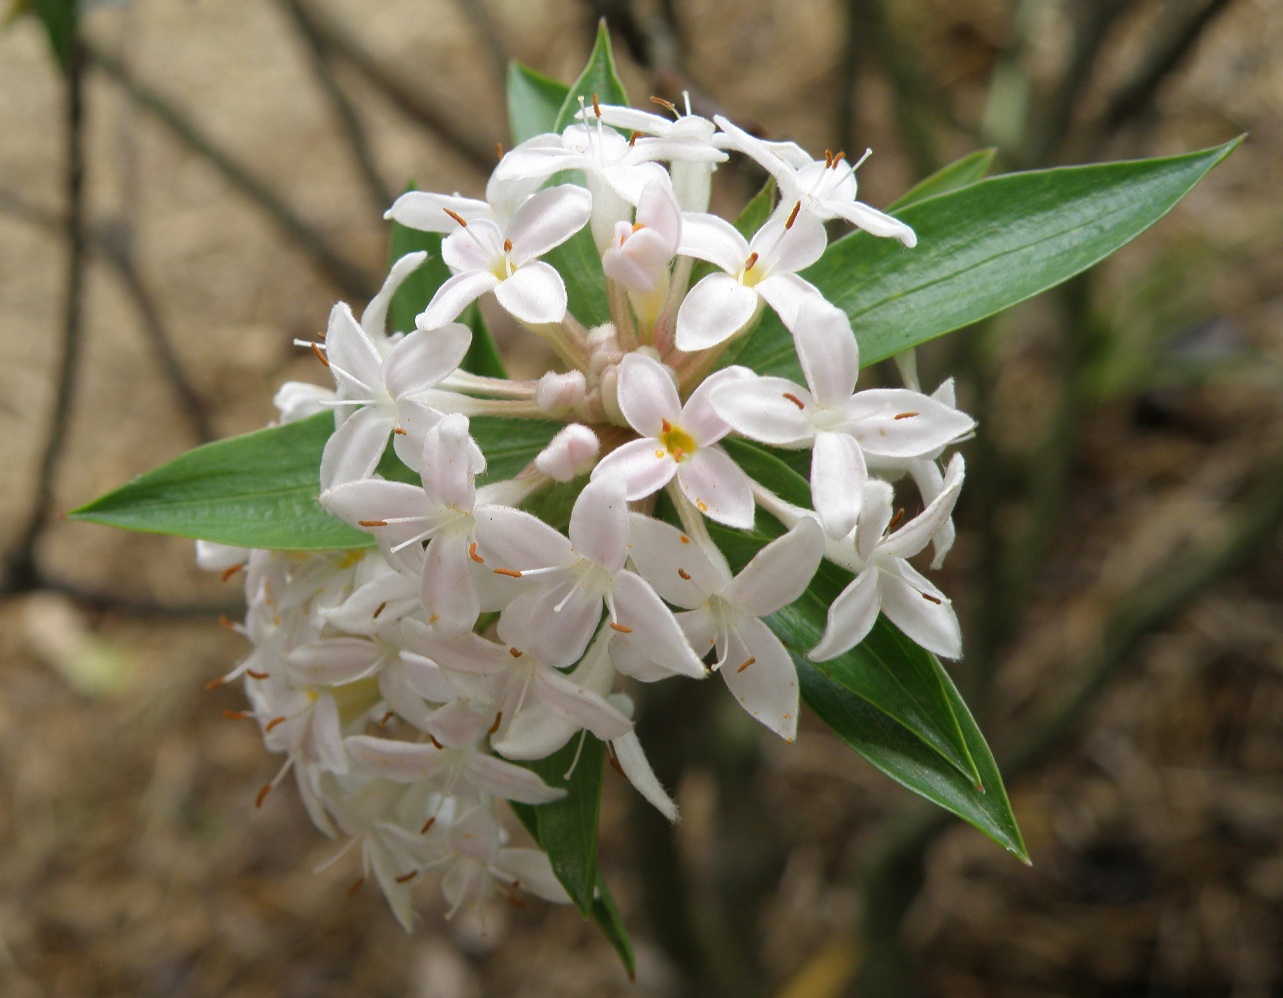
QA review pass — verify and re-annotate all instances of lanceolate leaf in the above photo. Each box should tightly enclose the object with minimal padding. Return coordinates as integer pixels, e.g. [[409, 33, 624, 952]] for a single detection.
[[507, 63, 569, 144], [545, 226, 611, 329], [553, 20, 630, 133], [888, 148, 997, 211], [798, 656, 1028, 861], [70, 412, 560, 550], [737, 138, 1241, 378]]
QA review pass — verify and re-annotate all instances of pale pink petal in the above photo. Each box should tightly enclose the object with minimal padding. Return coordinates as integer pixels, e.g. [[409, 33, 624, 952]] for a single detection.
[[752, 206, 827, 274], [811, 430, 868, 540], [319, 406, 394, 490], [422, 530, 480, 635], [681, 365, 750, 445], [724, 517, 825, 616], [344, 735, 445, 782], [611, 729, 679, 822], [505, 184, 593, 264], [384, 191, 491, 233], [675, 273, 761, 351], [324, 302, 380, 392], [709, 375, 814, 446], [636, 178, 682, 251], [810, 568, 881, 662], [616, 352, 681, 436], [790, 300, 859, 406], [362, 250, 428, 335], [676, 446, 755, 528], [611, 570, 707, 679], [494, 260, 568, 325], [309, 693, 349, 773], [504, 586, 600, 667], [441, 218, 503, 272], [378, 668, 435, 729], [592, 438, 677, 501], [529, 668, 633, 742], [756, 272, 828, 330], [418, 413, 475, 509], [320, 479, 430, 537], [839, 389, 976, 459], [287, 638, 384, 686], [719, 616, 799, 741], [675, 212, 747, 273], [382, 323, 472, 401], [626, 512, 726, 607], [475, 505, 574, 570], [831, 198, 917, 247], [418, 269, 498, 329], [466, 754, 569, 804], [878, 562, 962, 659], [569, 475, 629, 570], [494, 848, 572, 903]]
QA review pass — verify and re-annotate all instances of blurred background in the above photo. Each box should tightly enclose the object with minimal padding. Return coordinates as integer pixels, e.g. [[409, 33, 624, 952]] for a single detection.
[[1, 1, 1280, 995]]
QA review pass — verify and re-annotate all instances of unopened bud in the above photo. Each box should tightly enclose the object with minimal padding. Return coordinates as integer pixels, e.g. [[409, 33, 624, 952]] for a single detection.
[[535, 424, 600, 481], [535, 370, 588, 414]]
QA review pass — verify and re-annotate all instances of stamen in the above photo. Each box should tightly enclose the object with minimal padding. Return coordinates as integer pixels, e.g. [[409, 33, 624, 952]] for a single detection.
[[608, 751, 625, 777], [921, 592, 943, 605], [609, 622, 633, 633], [782, 392, 806, 410], [736, 657, 757, 673], [429, 734, 444, 749], [347, 876, 364, 897], [395, 870, 418, 884], [247, 670, 269, 680], [852, 147, 873, 170], [508, 647, 523, 658], [495, 142, 504, 161], [650, 95, 678, 115], [680, 534, 691, 545], [677, 568, 692, 580], [221, 710, 250, 720], [373, 601, 387, 619], [442, 207, 469, 228], [888, 508, 905, 531], [506, 892, 528, 909], [784, 201, 801, 229], [661, 418, 673, 433], [832, 150, 846, 167], [378, 711, 394, 726], [393, 426, 407, 435], [824, 149, 833, 168], [493, 567, 522, 578], [255, 783, 272, 808], [358, 519, 388, 527], [893, 411, 919, 420], [628, 130, 639, 147], [420, 816, 436, 834], [696, 500, 709, 513], [220, 562, 245, 582], [592, 92, 601, 117], [203, 676, 226, 690], [489, 712, 503, 734], [218, 615, 235, 631], [503, 238, 513, 253], [310, 342, 329, 368], [468, 542, 485, 564], [633, 221, 645, 233], [264, 716, 287, 733], [743, 251, 759, 271]]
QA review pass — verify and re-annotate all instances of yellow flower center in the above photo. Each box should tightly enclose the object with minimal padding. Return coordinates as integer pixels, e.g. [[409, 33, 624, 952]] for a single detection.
[[659, 419, 698, 463]]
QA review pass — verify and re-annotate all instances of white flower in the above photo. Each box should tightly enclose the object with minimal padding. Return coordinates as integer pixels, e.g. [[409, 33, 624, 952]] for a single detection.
[[714, 114, 917, 247], [417, 185, 592, 329], [812, 454, 966, 661], [592, 353, 755, 527], [627, 514, 824, 740], [675, 199, 829, 351]]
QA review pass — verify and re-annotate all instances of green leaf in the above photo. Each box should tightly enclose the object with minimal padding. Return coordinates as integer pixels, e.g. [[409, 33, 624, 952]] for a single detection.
[[715, 439, 981, 786], [798, 655, 1028, 861], [888, 148, 997, 211], [68, 413, 367, 550], [506, 63, 569, 145], [29, 0, 77, 74], [588, 876, 636, 981], [544, 225, 610, 328], [553, 20, 629, 133], [734, 176, 778, 240], [509, 735, 605, 914], [71, 412, 561, 550], [737, 138, 1241, 379]]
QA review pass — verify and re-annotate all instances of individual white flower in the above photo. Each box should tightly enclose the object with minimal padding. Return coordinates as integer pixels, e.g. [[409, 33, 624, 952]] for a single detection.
[[592, 353, 755, 527], [627, 514, 824, 740], [714, 114, 917, 247], [602, 177, 682, 329], [417, 185, 592, 329], [812, 454, 966, 661], [675, 199, 829, 351], [711, 299, 975, 539]]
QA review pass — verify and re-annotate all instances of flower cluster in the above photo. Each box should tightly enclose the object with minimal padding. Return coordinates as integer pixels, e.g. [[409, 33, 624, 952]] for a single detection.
[[201, 96, 974, 928]]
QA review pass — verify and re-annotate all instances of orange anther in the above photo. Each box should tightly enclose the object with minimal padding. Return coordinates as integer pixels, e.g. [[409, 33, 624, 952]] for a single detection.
[[503, 238, 513, 253], [203, 675, 227, 691], [921, 592, 943, 605], [218, 615, 236, 631], [508, 647, 523, 658], [628, 130, 639, 147], [489, 712, 503, 735], [373, 601, 387, 619], [393, 426, 407, 436], [592, 92, 601, 117], [888, 508, 905, 531], [782, 392, 805, 410], [744, 252, 759, 271], [378, 711, 394, 726], [394, 870, 418, 883], [785, 201, 801, 229], [247, 670, 269, 680], [255, 783, 272, 808], [893, 411, 919, 420], [680, 534, 690, 544], [496, 142, 504, 161], [677, 568, 691, 580], [429, 735, 444, 749], [420, 816, 437, 834], [358, 519, 388, 527], [736, 657, 757, 673], [220, 562, 245, 583], [609, 622, 633, 634], [443, 207, 468, 227], [649, 96, 677, 114], [264, 716, 287, 733], [347, 876, 365, 897], [492, 567, 522, 578], [221, 709, 249, 720], [468, 542, 485, 564], [311, 341, 330, 367]]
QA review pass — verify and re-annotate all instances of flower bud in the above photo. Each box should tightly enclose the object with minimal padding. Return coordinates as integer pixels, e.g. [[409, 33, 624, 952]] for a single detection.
[[535, 369, 588, 415], [535, 424, 600, 482]]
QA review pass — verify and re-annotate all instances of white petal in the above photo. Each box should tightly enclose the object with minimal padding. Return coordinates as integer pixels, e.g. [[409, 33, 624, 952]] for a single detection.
[[880, 454, 965, 561], [494, 848, 572, 903], [592, 438, 677, 501], [495, 260, 568, 325], [287, 638, 384, 686], [839, 389, 976, 459], [345, 735, 445, 782], [422, 530, 480, 634], [384, 191, 491, 233], [680, 365, 750, 446], [611, 730, 679, 822], [831, 198, 917, 247], [319, 407, 394, 490], [324, 302, 380, 392], [610, 570, 707, 679], [475, 504, 574, 570], [752, 206, 827, 274], [676, 212, 748, 273], [724, 517, 825, 616], [757, 272, 828, 331], [467, 754, 568, 804], [676, 446, 755, 528], [418, 269, 498, 329], [810, 568, 881, 661], [790, 299, 859, 406], [675, 273, 760, 351], [418, 412, 476, 509], [811, 430, 867, 541], [626, 512, 726, 607], [382, 323, 472, 401], [709, 375, 814, 446], [569, 475, 630, 570], [530, 668, 633, 742], [879, 562, 962, 659], [856, 479, 896, 565], [719, 616, 799, 741], [362, 250, 428, 336], [506, 184, 593, 263], [616, 352, 681, 437]]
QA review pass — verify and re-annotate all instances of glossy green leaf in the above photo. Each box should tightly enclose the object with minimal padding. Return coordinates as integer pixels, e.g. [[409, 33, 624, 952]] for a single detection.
[[71, 412, 560, 550], [798, 655, 1028, 861], [69, 414, 366, 550], [509, 735, 606, 915], [545, 225, 610, 329], [888, 148, 997, 211], [737, 138, 1241, 379], [553, 21, 629, 133], [506, 63, 568, 145], [715, 439, 980, 785], [733, 176, 777, 240]]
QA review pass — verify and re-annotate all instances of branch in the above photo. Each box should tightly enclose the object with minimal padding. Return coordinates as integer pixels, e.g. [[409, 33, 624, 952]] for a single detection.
[[84, 39, 377, 300]]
